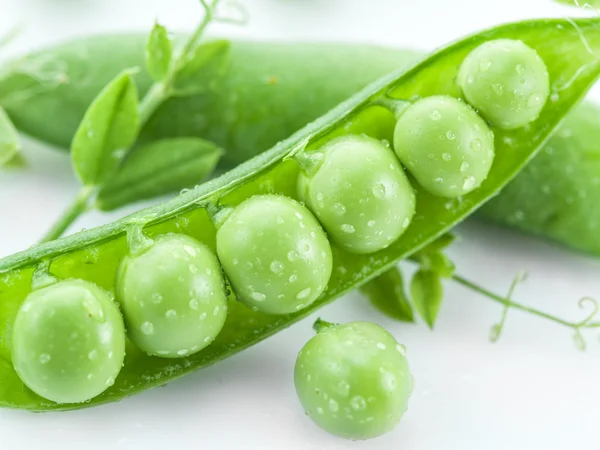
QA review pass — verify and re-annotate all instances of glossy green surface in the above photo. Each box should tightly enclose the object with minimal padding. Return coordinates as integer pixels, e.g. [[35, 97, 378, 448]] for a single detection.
[[294, 321, 411, 440], [458, 39, 550, 129], [298, 135, 415, 254], [116, 234, 227, 358], [11, 280, 126, 404], [0, 19, 599, 410], [217, 195, 332, 315], [394, 95, 495, 197]]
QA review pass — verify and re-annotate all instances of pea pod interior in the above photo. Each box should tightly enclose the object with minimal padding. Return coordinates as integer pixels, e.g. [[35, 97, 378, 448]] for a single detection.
[[1, 18, 600, 410]]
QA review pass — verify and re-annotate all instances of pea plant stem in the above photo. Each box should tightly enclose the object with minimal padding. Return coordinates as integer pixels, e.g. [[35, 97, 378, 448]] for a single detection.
[[451, 272, 600, 331], [39, 0, 220, 244], [39, 185, 94, 243]]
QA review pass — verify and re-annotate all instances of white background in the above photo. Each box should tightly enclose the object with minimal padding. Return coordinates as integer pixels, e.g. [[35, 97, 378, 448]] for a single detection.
[[1, 0, 600, 449]]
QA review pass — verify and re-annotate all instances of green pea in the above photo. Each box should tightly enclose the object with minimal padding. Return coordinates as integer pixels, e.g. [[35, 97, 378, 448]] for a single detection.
[[294, 321, 412, 440], [116, 234, 227, 358], [216, 195, 332, 315], [298, 135, 416, 254], [393, 95, 495, 198], [11, 279, 126, 404], [458, 39, 550, 129]]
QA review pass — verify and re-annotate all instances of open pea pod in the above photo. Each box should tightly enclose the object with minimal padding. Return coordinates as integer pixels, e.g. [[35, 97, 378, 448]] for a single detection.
[[1, 18, 600, 411]]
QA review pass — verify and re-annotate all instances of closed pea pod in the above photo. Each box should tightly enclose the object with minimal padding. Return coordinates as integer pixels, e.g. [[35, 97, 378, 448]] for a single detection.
[[393, 95, 495, 198], [297, 135, 416, 254], [116, 234, 228, 358], [216, 195, 332, 315], [294, 320, 412, 440], [457, 39, 550, 130], [11, 279, 126, 404]]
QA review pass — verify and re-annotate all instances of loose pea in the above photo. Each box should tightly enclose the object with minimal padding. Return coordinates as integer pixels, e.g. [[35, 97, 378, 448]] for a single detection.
[[298, 135, 415, 254], [216, 195, 332, 315], [11, 279, 126, 404], [457, 39, 550, 129], [294, 320, 412, 440], [116, 234, 228, 358], [393, 95, 495, 197]]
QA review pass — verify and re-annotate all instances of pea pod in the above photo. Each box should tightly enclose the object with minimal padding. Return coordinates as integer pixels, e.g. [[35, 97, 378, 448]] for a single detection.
[[1, 19, 599, 410], [2, 34, 600, 255]]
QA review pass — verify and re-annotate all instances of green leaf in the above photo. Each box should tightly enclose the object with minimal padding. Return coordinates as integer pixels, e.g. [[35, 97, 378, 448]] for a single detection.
[[360, 267, 414, 322], [0, 106, 20, 167], [2, 152, 27, 169], [96, 137, 222, 211], [145, 23, 172, 82], [410, 269, 443, 329], [413, 233, 456, 278], [172, 40, 230, 96], [418, 233, 455, 253], [71, 70, 140, 186]]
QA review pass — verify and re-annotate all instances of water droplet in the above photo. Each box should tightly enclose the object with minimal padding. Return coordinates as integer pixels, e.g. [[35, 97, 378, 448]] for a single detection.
[[105, 376, 115, 387], [351, 396, 367, 411], [341, 224, 355, 234], [491, 84, 503, 96], [372, 183, 386, 199], [381, 370, 397, 391], [470, 138, 482, 152], [39, 353, 51, 364], [296, 288, 312, 300], [376, 342, 386, 350], [515, 63, 525, 74], [402, 218, 410, 229], [88, 349, 98, 360], [270, 260, 284, 273], [462, 176, 476, 191], [332, 203, 346, 215], [295, 212, 303, 220], [289, 274, 298, 283], [460, 161, 469, 173], [251, 292, 266, 302], [550, 92, 559, 103], [435, 177, 443, 184], [166, 309, 177, 319], [317, 407, 324, 415], [300, 242, 311, 253], [466, 74, 474, 84], [183, 245, 197, 257], [367, 220, 376, 228], [189, 299, 199, 310], [479, 60, 492, 72], [287, 250, 299, 262], [316, 192, 324, 202], [430, 109, 441, 120], [189, 264, 198, 274], [177, 349, 189, 356], [527, 94, 542, 107], [445, 130, 456, 141], [396, 343, 407, 356], [87, 373, 93, 380], [213, 305, 220, 316], [141, 321, 155, 335], [442, 153, 451, 161], [328, 399, 339, 412], [200, 312, 207, 320]]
